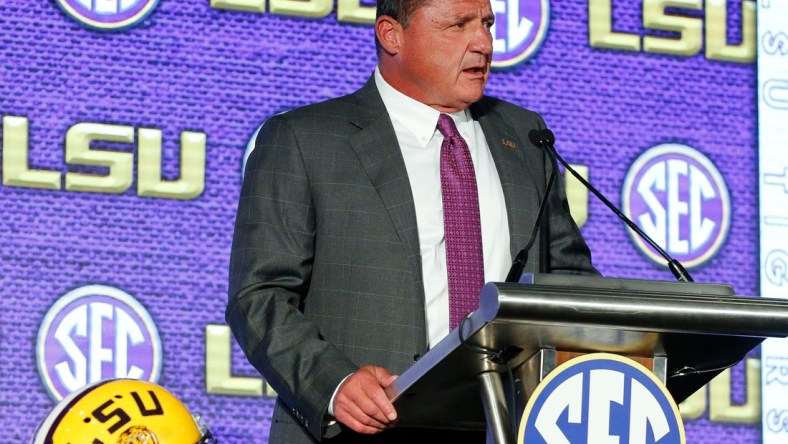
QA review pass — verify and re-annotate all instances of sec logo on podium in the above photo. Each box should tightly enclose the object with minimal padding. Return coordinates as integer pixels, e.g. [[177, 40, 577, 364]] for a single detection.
[[519, 353, 685, 444]]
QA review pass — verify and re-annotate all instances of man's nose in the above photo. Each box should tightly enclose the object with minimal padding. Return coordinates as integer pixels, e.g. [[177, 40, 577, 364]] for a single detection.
[[470, 25, 493, 55]]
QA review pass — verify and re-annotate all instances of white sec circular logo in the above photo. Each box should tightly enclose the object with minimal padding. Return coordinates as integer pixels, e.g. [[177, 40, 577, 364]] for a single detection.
[[519, 353, 685, 444]]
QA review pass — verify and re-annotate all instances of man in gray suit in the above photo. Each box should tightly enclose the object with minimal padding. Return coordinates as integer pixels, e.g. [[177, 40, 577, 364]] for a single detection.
[[226, 0, 597, 442]]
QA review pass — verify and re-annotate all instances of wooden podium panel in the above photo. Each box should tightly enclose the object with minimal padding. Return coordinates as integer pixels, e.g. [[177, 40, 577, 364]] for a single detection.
[[555, 351, 653, 372]]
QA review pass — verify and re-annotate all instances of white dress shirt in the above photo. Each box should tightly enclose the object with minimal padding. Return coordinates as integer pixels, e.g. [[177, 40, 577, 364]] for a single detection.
[[374, 68, 511, 348]]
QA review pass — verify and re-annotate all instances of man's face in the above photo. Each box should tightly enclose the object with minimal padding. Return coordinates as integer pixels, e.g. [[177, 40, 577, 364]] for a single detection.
[[392, 0, 495, 112]]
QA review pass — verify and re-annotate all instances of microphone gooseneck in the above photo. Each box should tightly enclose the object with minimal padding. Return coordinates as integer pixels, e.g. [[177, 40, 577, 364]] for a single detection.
[[504, 132, 559, 283], [532, 128, 694, 283]]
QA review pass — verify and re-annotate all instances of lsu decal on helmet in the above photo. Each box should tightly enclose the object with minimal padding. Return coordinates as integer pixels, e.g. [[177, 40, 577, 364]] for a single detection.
[[31, 378, 217, 444]]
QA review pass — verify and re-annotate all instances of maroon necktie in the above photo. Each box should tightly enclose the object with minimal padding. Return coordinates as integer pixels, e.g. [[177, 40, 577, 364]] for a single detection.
[[437, 113, 485, 330]]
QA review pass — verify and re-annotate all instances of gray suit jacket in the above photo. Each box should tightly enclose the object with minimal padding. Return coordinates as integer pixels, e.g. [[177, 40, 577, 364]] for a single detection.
[[226, 76, 596, 443]]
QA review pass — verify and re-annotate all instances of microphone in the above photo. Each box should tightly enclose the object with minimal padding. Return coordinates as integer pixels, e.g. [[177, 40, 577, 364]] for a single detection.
[[531, 128, 694, 283], [504, 132, 559, 282]]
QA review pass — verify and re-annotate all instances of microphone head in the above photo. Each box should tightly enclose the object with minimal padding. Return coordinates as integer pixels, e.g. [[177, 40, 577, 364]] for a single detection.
[[543, 129, 555, 146], [528, 129, 555, 148], [528, 129, 546, 147]]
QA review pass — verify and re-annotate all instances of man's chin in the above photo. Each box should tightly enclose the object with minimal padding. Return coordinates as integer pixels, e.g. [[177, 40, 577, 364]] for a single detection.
[[461, 87, 486, 105], [435, 87, 486, 112]]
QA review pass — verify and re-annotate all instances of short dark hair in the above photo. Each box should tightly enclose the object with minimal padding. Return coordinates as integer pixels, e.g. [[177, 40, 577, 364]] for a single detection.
[[375, 0, 431, 53], [376, 0, 430, 27]]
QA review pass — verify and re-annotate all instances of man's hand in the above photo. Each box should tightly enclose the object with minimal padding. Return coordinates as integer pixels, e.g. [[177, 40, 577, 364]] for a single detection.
[[332, 365, 399, 434]]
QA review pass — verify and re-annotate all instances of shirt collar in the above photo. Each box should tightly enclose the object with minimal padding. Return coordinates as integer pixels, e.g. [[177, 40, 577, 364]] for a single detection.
[[375, 67, 472, 148]]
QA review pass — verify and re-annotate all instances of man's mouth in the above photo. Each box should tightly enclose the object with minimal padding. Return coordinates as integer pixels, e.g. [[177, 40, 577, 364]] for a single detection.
[[462, 66, 487, 77]]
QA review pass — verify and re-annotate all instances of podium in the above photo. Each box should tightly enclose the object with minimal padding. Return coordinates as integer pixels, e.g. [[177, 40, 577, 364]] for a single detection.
[[384, 274, 788, 443]]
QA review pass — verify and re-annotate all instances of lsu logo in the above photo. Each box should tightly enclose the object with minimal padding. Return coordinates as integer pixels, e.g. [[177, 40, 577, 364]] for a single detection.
[[55, 0, 160, 30], [519, 354, 685, 444], [622, 144, 730, 269], [491, 0, 550, 68], [36, 285, 162, 401]]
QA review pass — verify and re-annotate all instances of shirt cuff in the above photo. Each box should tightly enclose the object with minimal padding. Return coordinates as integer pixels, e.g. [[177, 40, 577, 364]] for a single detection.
[[327, 373, 353, 418]]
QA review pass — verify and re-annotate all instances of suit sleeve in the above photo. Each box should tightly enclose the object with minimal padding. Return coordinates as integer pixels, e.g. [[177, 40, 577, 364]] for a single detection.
[[226, 115, 357, 440]]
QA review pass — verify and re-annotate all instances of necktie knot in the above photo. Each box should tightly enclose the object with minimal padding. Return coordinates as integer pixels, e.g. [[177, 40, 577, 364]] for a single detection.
[[437, 113, 461, 140]]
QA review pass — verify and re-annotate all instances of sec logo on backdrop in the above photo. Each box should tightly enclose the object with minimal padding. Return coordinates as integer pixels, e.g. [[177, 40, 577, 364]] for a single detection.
[[491, 0, 550, 68], [36, 285, 162, 401], [55, 0, 160, 30], [622, 144, 730, 269], [519, 354, 685, 444]]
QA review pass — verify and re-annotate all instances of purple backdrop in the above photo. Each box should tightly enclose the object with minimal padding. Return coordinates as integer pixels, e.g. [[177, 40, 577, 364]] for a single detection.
[[1, 0, 759, 442]]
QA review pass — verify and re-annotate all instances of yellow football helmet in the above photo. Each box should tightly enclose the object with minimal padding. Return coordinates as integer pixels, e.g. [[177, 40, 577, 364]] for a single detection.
[[31, 379, 217, 444]]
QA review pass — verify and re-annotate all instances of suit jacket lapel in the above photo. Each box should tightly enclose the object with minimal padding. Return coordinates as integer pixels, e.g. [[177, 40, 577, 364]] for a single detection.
[[343, 81, 546, 288], [347, 78, 424, 291], [472, 101, 545, 273]]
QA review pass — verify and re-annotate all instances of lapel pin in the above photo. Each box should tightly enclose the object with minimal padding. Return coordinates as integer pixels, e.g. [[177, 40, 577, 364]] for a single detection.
[[502, 139, 517, 149]]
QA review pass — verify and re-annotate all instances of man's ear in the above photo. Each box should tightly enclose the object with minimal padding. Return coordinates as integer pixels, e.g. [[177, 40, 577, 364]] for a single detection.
[[375, 15, 402, 55]]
